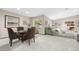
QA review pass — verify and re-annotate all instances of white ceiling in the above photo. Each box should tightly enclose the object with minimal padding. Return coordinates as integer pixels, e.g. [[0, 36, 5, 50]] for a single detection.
[[1, 8, 79, 20]]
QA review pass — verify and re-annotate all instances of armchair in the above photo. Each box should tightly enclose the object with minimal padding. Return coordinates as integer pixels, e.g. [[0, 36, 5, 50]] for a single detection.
[[21, 27, 36, 45], [7, 28, 20, 46]]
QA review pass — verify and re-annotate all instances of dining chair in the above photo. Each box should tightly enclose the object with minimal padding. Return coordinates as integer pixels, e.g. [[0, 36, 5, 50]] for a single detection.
[[7, 28, 20, 47], [17, 27, 24, 39], [21, 27, 36, 45], [17, 27, 24, 31]]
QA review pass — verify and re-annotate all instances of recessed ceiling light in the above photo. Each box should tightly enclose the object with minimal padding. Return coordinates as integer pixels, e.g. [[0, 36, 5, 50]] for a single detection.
[[17, 8, 20, 10], [65, 8, 69, 10]]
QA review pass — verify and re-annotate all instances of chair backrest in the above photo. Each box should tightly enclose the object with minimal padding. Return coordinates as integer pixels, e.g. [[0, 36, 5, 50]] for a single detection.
[[17, 27, 24, 31], [30, 27, 36, 36], [7, 28, 17, 39], [7, 28, 14, 35], [24, 27, 36, 39]]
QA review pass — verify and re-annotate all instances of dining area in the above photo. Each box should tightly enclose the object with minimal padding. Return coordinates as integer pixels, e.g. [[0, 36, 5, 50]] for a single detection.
[[7, 27, 36, 47], [1, 8, 79, 51]]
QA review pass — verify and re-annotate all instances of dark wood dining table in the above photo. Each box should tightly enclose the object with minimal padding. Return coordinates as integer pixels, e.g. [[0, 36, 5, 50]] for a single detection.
[[15, 30, 27, 41]]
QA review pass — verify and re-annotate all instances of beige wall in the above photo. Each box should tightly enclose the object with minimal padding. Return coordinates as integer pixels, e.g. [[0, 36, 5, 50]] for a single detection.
[[54, 15, 79, 33], [0, 9, 53, 38], [31, 15, 51, 34], [0, 9, 30, 38], [31, 15, 45, 34]]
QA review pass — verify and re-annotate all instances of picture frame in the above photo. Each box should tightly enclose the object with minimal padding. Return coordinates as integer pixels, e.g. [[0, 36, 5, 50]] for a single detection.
[[5, 15, 20, 28]]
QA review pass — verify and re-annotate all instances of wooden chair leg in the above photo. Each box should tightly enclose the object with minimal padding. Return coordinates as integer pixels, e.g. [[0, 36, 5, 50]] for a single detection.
[[18, 37, 21, 40], [9, 40, 12, 47], [28, 39, 30, 46], [33, 37, 35, 43]]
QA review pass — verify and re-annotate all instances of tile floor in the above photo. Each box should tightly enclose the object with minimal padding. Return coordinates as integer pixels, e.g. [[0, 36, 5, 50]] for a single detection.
[[0, 34, 79, 51]]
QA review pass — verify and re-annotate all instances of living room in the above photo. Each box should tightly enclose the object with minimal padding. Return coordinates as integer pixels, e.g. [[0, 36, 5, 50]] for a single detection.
[[0, 8, 79, 51]]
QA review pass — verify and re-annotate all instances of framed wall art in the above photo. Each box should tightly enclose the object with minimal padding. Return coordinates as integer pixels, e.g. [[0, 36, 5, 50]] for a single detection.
[[5, 15, 20, 28]]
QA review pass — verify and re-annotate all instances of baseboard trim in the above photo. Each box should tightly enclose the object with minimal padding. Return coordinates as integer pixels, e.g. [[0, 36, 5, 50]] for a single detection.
[[0, 37, 8, 39]]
